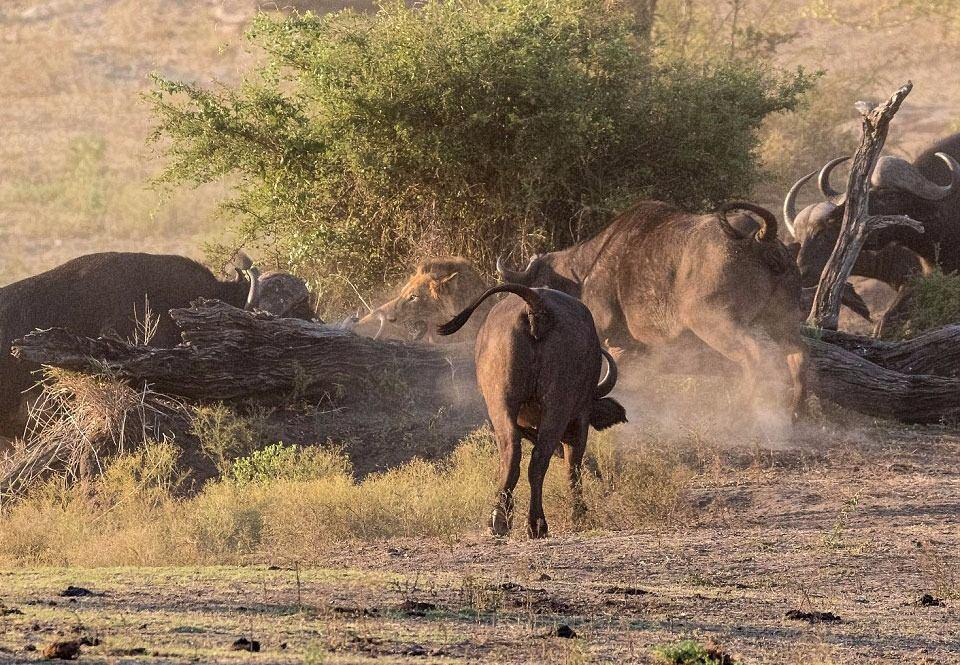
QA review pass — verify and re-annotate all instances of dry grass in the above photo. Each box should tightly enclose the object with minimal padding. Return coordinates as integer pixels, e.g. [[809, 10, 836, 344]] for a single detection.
[[0, 368, 187, 504], [0, 426, 692, 567]]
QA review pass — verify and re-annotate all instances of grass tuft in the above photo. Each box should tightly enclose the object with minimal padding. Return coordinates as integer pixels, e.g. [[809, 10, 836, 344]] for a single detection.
[[0, 427, 690, 566], [653, 639, 740, 665]]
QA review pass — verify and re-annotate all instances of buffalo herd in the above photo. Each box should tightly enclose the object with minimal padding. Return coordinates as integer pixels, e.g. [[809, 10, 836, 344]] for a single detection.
[[2, 133, 958, 536]]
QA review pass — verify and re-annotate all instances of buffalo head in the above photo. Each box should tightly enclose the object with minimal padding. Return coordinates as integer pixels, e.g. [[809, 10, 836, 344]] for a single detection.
[[232, 252, 313, 319], [787, 152, 960, 287]]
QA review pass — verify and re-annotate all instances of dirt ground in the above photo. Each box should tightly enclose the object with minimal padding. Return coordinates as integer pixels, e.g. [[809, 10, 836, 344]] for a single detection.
[[1, 418, 958, 664]]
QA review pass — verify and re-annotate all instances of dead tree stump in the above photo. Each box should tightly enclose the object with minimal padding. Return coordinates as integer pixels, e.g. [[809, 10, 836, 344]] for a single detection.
[[807, 82, 923, 330]]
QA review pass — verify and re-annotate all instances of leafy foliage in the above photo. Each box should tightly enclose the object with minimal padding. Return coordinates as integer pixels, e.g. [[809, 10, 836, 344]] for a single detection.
[[653, 639, 740, 665], [150, 0, 813, 305], [229, 442, 353, 485], [896, 269, 960, 338]]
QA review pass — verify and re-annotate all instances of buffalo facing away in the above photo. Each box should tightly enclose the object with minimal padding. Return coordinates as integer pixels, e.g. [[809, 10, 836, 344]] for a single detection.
[[350, 257, 491, 343], [499, 201, 808, 420], [438, 284, 626, 539], [0, 252, 311, 439]]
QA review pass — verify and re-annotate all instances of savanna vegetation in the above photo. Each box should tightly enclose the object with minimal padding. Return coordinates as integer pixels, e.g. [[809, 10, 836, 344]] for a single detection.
[[3, 1, 960, 662], [0, 427, 689, 566], [149, 0, 814, 304]]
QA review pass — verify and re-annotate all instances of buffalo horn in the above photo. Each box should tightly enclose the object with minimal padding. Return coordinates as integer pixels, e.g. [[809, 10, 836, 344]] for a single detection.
[[595, 347, 619, 399], [872, 152, 960, 201], [243, 265, 261, 311], [496, 254, 537, 283], [782, 168, 817, 238], [818, 156, 850, 206]]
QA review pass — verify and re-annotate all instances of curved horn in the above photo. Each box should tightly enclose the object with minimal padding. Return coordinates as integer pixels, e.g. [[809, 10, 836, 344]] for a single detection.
[[243, 266, 261, 311], [234, 251, 254, 272], [595, 347, 619, 399], [818, 156, 850, 206], [872, 152, 960, 201], [496, 254, 541, 284], [783, 169, 816, 238], [373, 311, 386, 340]]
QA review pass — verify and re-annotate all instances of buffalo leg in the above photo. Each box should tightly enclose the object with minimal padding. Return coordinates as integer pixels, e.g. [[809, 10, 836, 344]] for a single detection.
[[785, 348, 808, 421], [687, 316, 785, 415], [490, 409, 522, 536], [873, 284, 914, 338], [561, 416, 589, 527], [527, 422, 561, 539]]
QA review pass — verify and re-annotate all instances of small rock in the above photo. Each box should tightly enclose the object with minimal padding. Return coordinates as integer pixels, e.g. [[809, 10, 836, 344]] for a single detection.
[[23, 644, 36, 652], [266, 565, 282, 571], [554, 624, 577, 639], [535, 573, 552, 582], [918, 594, 945, 607], [0, 605, 24, 616], [59, 586, 100, 598], [785, 609, 841, 623], [499, 582, 524, 592], [280, 642, 288, 650], [231, 637, 261, 652], [604, 585, 648, 596], [41, 639, 81, 660]]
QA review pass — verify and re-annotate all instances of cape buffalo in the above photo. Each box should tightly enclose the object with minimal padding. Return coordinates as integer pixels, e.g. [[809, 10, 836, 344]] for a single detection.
[[0, 252, 311, 439], [498, 200, 808, 420], [437, 284, 626, 539], [350, 257, 491, 343], [786, 135, 960, 288]]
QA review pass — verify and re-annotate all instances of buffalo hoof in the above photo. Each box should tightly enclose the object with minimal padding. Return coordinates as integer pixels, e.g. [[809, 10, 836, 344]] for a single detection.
[[490, 508, 511, 536], [527, 518, 548, 540]]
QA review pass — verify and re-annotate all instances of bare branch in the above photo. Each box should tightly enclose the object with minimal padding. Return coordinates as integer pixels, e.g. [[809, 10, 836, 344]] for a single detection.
[[807, 81, 914, 330]]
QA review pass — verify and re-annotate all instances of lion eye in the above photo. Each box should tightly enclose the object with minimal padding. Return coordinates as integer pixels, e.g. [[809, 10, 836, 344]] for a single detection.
[[408, 294, 419, 302]]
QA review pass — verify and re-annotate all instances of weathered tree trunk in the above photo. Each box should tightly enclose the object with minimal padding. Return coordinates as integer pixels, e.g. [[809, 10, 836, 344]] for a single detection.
[[12, 300, 476, 405], [12, 300, 960, 425], [808, 82, 923, 330], [812, 325, 960, 378], [804, 336, 960, 423]]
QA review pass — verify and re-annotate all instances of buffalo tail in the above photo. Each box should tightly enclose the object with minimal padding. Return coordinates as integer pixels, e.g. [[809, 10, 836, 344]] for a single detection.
[[436, 283, 549, 337], [590, 397, 627, 431], [718, 202, 779, 242]]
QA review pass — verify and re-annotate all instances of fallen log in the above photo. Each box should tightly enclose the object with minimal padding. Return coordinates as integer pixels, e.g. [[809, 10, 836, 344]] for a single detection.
[[804, 336, 960, 423], [813, 325, 960, 378], [12, 300, 476, 405], [11, 301, 960, 425]]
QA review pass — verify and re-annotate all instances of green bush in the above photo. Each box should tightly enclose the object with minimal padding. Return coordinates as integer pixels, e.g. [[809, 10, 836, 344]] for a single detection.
[[653, 639, 740, 665], [229, 442, 353, 485], [895, 270, 960, 338], [150, 0, 813, 306]]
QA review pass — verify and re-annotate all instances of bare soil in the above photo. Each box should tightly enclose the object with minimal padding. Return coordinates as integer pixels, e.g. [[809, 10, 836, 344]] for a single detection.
[[1, 421, 958, 664]]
